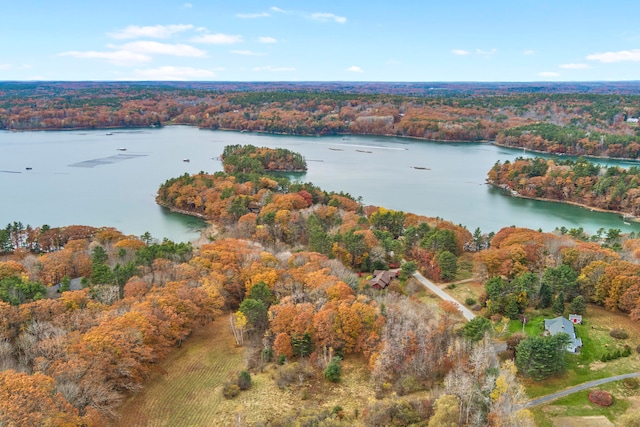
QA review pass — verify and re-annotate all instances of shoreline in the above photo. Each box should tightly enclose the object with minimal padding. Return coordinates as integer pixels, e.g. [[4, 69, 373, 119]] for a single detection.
[[156, 199, 211, 221], [488, 181, 640, 223], [491, 141, 640, 164]]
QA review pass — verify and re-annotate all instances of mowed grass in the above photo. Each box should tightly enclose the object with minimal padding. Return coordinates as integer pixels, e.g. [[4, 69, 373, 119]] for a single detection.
[[531, 378, 636, 426], [113, 315, 246, 426], [114, 315, 379, 426]]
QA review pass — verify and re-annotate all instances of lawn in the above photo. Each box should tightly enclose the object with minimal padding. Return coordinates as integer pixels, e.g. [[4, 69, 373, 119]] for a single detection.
[[531, 378, 637, 426]]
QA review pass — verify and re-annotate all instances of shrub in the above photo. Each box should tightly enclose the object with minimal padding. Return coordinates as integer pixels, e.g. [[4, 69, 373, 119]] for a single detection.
[[498, 349, 515, 361], [623, 377, 639, 390], [588, 390, 613, 407], [324, 357, 342, 383], [332, 405, 345, 419], [277, 354, 286, 365], [507, 332, 527, 353], [222, 383, 240, 399], [262, 348, 273, 363], [465, 297, 477, 306], [397, 375, 421, 396], [276, 362, 315, 389], [238, 370, 252, 390], [471, 303, 482, 311], [610, 329, 629, 340]]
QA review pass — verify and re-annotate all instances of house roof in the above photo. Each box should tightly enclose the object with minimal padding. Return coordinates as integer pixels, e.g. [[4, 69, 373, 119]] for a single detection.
[[544, 316, 575, 336], [370, 270, 395, 289], [544, 316, 582, 350]]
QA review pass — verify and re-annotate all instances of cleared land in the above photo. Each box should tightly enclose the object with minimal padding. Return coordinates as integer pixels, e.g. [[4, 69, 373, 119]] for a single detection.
[[114, 315, 378, 426]]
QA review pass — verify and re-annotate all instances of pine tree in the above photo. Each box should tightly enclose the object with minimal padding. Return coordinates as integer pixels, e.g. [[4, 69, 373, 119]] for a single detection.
[[553, 291, 565, 316]]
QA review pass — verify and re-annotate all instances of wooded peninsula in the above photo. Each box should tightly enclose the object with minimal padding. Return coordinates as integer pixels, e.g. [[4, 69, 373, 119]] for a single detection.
[[4, 82, 640, 426]]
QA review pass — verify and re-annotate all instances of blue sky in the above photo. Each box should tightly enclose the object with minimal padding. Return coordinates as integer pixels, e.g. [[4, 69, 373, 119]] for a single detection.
[[2, 0, 640, 82]]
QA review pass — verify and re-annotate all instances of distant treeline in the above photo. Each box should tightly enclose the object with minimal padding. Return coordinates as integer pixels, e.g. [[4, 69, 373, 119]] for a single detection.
[[3, 82, 640, 158]]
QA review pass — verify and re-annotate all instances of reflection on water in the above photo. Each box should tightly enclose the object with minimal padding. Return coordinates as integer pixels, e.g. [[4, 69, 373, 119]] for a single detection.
[[1, 126, 639, 242]]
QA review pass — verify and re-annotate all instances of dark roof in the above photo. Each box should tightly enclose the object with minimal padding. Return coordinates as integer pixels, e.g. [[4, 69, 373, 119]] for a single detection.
[[370, 270, 396, 289]]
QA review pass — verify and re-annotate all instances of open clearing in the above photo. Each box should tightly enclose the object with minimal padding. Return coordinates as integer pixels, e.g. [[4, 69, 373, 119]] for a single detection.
[[552, 415, 613, 427], [114, 315, 378, 426]]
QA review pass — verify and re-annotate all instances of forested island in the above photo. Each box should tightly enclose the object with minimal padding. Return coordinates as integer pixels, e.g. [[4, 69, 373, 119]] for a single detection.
[[4, 81, 640, 159]]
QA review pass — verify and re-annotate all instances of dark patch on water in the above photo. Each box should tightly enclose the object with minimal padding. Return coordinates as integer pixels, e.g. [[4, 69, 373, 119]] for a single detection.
[[68, 153, 148, 168]]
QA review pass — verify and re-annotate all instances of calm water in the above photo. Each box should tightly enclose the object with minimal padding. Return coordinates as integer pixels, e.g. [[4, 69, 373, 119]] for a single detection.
[[1, 126, 639, 242]]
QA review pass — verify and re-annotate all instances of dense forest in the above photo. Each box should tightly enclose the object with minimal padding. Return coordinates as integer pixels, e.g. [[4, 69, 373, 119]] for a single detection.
[[4, 82, 640, 158], [220, 144, 307, 173], [488, 156, 640, 216]]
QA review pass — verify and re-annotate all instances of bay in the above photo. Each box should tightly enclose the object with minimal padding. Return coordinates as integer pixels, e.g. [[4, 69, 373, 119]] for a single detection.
[[1, 126, 638, 242]]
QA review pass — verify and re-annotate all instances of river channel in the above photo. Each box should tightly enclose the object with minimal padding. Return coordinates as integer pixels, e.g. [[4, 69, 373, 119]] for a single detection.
[[1, 126, 639, 242]]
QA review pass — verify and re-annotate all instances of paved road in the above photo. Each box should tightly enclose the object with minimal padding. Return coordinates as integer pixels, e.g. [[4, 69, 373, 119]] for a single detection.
[[412, 271, 476, 321], [522, 372, 640, 408]]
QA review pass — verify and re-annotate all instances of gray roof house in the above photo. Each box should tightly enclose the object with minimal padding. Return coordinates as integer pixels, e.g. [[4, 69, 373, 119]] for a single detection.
[[544, 316, 583, 353]]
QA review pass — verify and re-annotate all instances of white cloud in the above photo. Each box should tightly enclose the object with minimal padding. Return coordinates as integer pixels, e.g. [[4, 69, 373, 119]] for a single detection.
[[183, 3, 192, 8], [237, 12, 270, 18], [270, 6, 287, 13], [191, 33, 243, 44], [253, 66, 296, 72], [559, 63, 591, 69], [538, 71, 560, 77], [347, 65, 363, 73], [59, 50, 152, 66], [523, 49, 535, 55], [587, 49, 640, 63], [108, 24, 194, 40], [258, 36, 277, 44], [311, 12, 346, 24], [113, 41, 206, 57], [452, 49, 470, 55], [0, 64, 11, 70], [131, 66, 216, 80], [231, 50, 266, 56], [476, 48, 497, 56]]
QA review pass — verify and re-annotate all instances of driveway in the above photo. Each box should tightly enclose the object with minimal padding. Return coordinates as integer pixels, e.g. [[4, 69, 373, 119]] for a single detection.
[[522, 372, 640, 408], [412, 271, 476, 321]]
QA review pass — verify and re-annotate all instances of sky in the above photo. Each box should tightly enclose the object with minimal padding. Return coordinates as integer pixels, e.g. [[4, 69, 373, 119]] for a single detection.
[[2, 0, 640, 82]]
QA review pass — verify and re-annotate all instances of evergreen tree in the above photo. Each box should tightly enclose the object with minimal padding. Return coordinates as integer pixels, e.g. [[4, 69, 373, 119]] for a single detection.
[[324, 357, 342, 383], [505, 296, 521, 320], [539, 282, 552, 308], [248, 282, 275, 307], [291, 333, 313, 357], [568, 295, 586, 315], [436, 250, 458, 281], [553, 291, 565, 316], [516, 333, 571, 380]]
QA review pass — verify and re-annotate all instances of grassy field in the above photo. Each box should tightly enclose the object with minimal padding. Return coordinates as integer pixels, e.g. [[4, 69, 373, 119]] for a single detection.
[[113, 315, 379, 426], [531, 377, 637, 426]]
